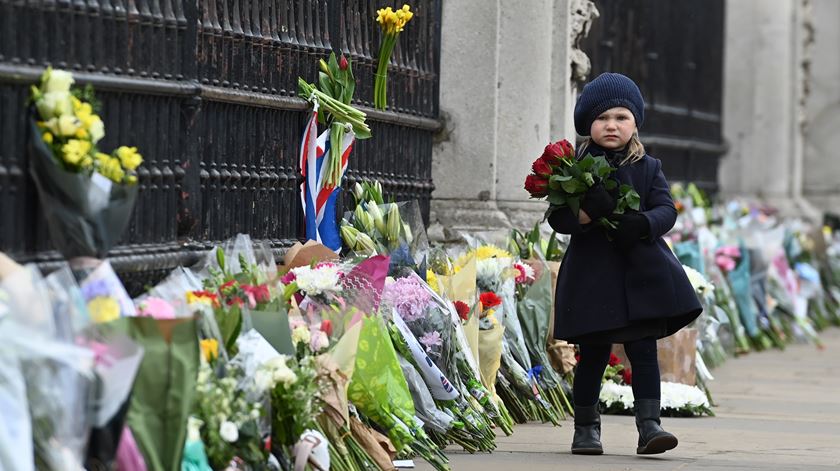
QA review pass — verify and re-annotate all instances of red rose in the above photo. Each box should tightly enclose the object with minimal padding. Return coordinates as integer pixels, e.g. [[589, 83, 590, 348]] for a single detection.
[[320, 319, 334, 337], [622, 369, 633, 385], [609, 353, 621, 367], [558, 139, 575, 158], [524, 174, 549, 198], [531, 158, 553, 177], [453, 301, 471, 321], [541, 139, 575, 165], [479, 292, 502, 309]]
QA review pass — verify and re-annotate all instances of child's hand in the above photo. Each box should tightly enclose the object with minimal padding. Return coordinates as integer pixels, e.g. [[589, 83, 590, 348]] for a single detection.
[[580, 183, 616, 220], [578, 210, 592, 225], [609, 211, 650, 249]]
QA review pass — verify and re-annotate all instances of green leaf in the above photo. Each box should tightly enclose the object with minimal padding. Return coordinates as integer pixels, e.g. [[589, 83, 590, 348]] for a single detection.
[[547, 192, 567, 206], [550, 174, 573, 183], [582, 172, 595, 187], [603, 179, 618, 191], [546, 231, 559, 258], [596, 165, 613, 178], [560, 179, 584, 194], [626, 190, 641, 210], [353, 124, 372, 140]]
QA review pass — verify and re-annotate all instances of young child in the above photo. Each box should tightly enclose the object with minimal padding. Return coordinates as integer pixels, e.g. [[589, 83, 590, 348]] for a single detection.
[[548, 73, 702, 455]]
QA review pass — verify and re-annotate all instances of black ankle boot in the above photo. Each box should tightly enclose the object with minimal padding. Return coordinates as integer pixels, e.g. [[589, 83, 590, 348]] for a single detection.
[[571, 404, 603, 455], [634, 399, 678, 454]]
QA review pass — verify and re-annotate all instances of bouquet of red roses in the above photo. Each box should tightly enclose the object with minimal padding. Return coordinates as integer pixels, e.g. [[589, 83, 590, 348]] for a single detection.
[[524, 139, 640, 228]]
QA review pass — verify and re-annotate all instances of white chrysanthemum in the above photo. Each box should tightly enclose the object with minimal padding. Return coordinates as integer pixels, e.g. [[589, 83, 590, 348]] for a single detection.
[[599, 380, 634, 410], [291, 265, 342, 295], [601, 380, 710, 413], [661, 381, 710, 408], [476, 257, 512, 285], [683, 265, 714, 296]]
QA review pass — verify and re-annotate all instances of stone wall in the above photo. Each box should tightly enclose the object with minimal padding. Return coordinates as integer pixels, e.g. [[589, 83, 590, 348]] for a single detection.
[[430, 0, 599, 239]]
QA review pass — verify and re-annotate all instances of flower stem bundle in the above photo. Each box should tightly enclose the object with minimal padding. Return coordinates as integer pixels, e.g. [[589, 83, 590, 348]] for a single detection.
[[374, 5, 414, 110]]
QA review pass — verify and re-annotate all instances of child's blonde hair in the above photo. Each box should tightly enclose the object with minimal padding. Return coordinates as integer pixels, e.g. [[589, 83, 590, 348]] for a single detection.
[[579, 131, 645, 166]]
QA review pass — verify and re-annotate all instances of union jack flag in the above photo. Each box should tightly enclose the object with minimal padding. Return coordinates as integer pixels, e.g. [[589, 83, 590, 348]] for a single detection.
[[299, 103, 355, 252]]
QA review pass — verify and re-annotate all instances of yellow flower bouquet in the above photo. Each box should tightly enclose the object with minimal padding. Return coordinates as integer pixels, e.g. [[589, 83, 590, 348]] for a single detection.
[[28, 68, 143, 258], [374, 4, 414, 110]]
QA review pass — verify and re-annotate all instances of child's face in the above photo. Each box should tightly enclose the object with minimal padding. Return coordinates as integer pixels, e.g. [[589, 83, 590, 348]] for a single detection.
[[590, 107, 636, 150]]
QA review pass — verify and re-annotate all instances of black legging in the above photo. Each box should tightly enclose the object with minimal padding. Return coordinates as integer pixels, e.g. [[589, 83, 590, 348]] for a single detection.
[[573, 337, 660, 407]]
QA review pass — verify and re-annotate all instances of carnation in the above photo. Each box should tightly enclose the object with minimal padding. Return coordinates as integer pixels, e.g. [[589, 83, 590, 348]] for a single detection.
[[382, 276, 432, 322], [291, 264, 342, 295]]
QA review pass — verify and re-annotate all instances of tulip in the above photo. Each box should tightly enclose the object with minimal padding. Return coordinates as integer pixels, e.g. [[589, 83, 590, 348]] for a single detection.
[[339, 54, 349, 71], [386, 203, 401, 245]]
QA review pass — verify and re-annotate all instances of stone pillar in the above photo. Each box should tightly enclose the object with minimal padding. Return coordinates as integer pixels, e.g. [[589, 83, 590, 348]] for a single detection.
[[430, 0, 509, 238], [494, 0, 555, 229], [719, 0, 820, 219], [803, 0, 840, 212], [431, 0, 599, 238]]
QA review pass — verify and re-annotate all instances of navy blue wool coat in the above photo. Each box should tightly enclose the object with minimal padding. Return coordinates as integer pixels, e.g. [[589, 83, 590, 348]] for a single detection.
[[549, 153, 702, 343]]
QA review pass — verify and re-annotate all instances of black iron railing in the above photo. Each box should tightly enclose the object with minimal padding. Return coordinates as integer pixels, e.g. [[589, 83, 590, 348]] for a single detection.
[[581, 0, 726, 192], [0, 0, 441, 293]]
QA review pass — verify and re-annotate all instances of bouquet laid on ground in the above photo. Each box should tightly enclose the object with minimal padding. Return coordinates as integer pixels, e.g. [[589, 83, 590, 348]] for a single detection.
[[29, 68, 143, 259], [383, 271, 497, 453], [600, 380, 714, 417], [340, 180, 429, 273], [524, 139, 640, 227], [374, 4, 414, 109]]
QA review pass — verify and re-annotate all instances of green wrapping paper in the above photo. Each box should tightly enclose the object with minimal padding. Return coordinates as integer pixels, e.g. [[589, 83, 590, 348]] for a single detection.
[[516, 263, 559, 389], [347, 316, 415, 451], [113, 317, 200, 470]]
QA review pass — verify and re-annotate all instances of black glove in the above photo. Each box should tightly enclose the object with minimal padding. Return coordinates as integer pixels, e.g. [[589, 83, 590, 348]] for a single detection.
[[580, 183, 616, 221], [609, 211, 650, 249]]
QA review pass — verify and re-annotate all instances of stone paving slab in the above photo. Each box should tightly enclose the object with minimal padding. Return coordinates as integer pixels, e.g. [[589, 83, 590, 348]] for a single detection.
[[415, 329, 840, 470]]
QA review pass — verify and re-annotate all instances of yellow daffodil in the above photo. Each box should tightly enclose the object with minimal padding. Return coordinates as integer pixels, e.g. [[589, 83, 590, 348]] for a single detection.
[[200, 338, 219, 362], [115, 146, 143, 171], [87, 296, 120, 323], [61, 139, 92, 166], [42, 132, 53, 144], [75, 128, 89, 139]]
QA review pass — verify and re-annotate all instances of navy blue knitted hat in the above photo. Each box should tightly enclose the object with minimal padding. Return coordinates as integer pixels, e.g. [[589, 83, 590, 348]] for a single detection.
[[574, 73, 645, 136]]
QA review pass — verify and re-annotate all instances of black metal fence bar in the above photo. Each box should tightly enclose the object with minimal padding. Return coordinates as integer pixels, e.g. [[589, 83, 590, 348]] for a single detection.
[[0, 0, 440, 292], [580, 0, 725, 192]]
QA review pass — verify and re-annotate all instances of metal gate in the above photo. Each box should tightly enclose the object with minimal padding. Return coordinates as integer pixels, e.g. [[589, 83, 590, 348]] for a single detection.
[[0, 0, 441, 292], [580, 0, 726, 192]]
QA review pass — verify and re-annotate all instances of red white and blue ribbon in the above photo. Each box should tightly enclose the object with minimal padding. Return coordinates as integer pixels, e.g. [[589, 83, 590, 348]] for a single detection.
[[299, 102, 355, 252]]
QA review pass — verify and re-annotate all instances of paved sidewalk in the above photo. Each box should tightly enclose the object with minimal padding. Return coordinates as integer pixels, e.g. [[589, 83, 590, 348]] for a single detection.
[[418, 329, 840, 470]]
